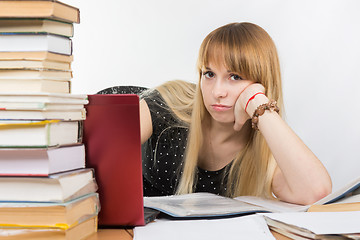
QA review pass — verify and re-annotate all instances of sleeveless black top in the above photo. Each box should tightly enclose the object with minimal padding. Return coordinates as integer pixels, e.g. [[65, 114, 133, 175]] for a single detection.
[[141, 89, 229, 196]]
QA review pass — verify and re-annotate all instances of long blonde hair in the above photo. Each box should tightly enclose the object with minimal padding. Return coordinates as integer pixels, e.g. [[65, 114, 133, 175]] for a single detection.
[[158, 22, 283, 198]]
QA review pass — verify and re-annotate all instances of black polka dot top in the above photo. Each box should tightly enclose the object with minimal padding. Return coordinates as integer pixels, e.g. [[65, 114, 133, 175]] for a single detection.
[[141, 89, 230, 197]]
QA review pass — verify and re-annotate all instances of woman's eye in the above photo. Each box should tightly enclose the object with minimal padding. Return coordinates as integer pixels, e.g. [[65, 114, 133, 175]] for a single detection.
[[203, 71, 215, 79], [230, 74, 243, 81]]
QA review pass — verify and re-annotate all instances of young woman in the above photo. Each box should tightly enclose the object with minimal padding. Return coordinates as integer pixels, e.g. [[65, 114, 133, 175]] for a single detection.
[[139, 22, 332, 205]]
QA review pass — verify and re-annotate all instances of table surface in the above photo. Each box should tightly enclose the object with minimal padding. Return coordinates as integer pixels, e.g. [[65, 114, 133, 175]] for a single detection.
[[89, 229, 291, 240]]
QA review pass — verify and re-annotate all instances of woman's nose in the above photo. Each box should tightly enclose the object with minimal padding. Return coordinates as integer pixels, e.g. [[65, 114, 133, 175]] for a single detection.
[[212, 80, 228, 99]]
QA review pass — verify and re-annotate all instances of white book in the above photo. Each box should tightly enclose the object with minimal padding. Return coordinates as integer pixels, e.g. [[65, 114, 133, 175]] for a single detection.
[[0, 93, 88, 110], [0, 168, 97, 202], [0, 102, 84, 110], [0, 33, 72, 55], [0, 144, 85, 176], [0, 120, 81, 147], [0, 92, 86, 102], [0, 108, 86, 120]]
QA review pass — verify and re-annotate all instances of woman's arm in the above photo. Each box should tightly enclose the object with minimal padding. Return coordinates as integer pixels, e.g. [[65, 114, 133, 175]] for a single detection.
[[236, 84, 332, 205], [140, 99, 153, 144]]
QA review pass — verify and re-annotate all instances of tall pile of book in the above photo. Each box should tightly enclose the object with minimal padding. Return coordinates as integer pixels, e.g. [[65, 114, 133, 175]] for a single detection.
[[0, 1, 99, 239]]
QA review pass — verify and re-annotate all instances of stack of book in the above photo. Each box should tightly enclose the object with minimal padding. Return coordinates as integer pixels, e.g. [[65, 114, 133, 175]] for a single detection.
[[0, 1, 99, 239]]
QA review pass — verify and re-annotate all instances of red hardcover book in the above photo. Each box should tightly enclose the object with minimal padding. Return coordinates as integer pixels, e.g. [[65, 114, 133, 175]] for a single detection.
[[83, 94, 144, 226]]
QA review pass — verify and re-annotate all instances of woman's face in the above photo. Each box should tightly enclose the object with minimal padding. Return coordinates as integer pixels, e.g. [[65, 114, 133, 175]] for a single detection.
[[200, 62, 253, 125]]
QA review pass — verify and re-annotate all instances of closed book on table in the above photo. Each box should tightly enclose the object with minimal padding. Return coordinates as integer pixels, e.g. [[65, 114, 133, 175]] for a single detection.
[[0, 33, 72, 55], [0, 60, 71, 71], [0, 107, 86, 120], [0, 92, 87, 103], [0, 168, 97, 202], [0, 102, 85, 111], [0, 69, 72, 80], [0, 0, 80, 23], [84, 94, 144, 226], [0, 51, 73, 62], [0, 19, 74, 37], [0, 120, 81, 147], [0, 144, 85, 176], [0, 216, 97, 240], [0, 79, 70, 94], [0, 193, 99, 228]]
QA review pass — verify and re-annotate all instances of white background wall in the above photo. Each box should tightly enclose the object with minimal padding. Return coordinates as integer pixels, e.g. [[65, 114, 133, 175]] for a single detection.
[[63, 0, 360, 192]]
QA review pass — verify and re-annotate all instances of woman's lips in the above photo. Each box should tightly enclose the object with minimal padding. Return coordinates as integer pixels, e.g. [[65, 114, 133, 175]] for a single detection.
[[211, 104, 232, 111]]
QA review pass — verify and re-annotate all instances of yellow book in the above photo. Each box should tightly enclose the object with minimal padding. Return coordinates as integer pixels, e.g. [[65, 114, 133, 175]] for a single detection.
[[0, 193, 99, 228], [0, 216, 97, 240]]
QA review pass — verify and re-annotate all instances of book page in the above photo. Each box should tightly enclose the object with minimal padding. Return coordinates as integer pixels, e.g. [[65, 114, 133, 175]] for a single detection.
[[234, 196, 308, 212], [134, 214, 275, 240], [315, 176, 360, 205], [261, 211, 360, 235]]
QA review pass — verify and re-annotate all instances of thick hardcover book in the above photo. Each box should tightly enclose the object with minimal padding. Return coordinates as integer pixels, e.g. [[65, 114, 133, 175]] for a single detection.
[[0, 69, 72, 80], [0, 120, 81, 147], [0, 79, 71, 94], [0, 19, 74, 37], [0, 168, 97, 202], [0, 33, 72, 55], [0, 60, 71, 70], [0, 144, 85, 176], [0, 0, 80, 23], [0, 216, 97, 240], [0, 107, 86, 120], [83, 94, 145, 226], [0, 51, 73, 62], [0, 193, 99, 228]]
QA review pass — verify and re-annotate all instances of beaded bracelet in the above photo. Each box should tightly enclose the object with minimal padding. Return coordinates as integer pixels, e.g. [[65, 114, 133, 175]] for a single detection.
[[251, 100, 280, 130]]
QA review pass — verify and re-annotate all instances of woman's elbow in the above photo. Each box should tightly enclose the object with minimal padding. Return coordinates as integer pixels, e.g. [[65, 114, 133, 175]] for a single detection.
[[305, 179, 332, 205]]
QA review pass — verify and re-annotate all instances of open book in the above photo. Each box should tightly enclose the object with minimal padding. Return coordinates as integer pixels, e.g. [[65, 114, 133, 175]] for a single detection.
[[144, 175, 360, 218], [261, 211, 360, 240]]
